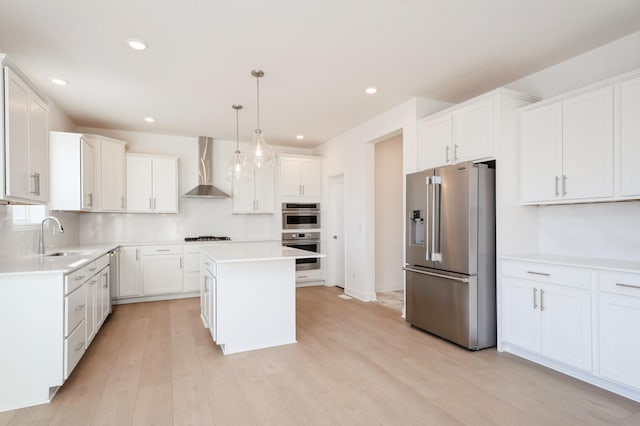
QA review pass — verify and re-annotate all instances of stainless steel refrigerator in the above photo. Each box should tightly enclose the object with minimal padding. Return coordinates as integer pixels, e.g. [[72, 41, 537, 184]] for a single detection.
[[405, 161, 496, 350]]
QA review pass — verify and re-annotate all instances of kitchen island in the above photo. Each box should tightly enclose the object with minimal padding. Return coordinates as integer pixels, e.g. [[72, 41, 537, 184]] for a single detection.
[[200, 242, 324, 355]]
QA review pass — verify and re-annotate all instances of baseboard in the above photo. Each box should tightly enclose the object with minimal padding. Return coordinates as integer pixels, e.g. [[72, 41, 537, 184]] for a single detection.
[[344, 287, 377, 302], [113, 292, 200, 305], [376, 285, 403, 293]]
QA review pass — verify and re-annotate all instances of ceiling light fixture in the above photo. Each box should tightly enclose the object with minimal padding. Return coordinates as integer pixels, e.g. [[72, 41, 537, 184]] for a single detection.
[[227, 104, 251, 182], [144, 116, 155, 123], [51, 78, 68, 86], [365, 87, 377, 95], [296, 134, 304, 140], [127, 39, 147, 50], [248, 70, 275, 169]]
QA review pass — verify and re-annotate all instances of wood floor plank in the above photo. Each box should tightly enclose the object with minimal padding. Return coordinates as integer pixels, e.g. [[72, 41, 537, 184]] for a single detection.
[[3, 286, 640, 425]]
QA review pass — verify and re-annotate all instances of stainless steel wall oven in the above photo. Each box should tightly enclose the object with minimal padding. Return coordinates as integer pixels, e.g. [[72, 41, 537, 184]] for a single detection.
[[282, 202, 320, 229], [282, 232, 321, 271]]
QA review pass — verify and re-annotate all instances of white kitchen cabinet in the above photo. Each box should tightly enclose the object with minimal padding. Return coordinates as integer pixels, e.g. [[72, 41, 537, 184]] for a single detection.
[[1, 63, 50, 204], [452, 98, 494, 163], [85, 274, 99, 344], [501, 261, 592, 372], [620, 75, 640, 197], [520, 86, 614, 204], [118, 246, 141, 298], [599, 271, 640, 390], [419, 114, 452, 170], [126, 154, 178, 213], [141, 245, 183, 295], [96, 137, 126, 211], [279, 156, 322, 198], [183, 247, 202, 293], [232, 165, 274, 213], [49, 132, 96, 211]]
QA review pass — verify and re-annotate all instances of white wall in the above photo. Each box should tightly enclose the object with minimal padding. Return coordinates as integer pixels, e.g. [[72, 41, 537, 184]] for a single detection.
[[314, 97, 450, 301], [0, 103, 80, 256], [374, 134, 403, 293], [506, 29, 640, 260], [76, 127, 313, 244]]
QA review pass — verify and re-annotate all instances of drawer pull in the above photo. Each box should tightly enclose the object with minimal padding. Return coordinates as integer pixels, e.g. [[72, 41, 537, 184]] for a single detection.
[[540, 289, 545, 311], [533, 287, 538, 309], [88, 267, 97, 272], [616, 282, 640, 290], [156, 249, 171, 252], [89, 280, 97, 285], [74, 275, 86, 281], [527, 271, 550, 277], [298, 275, 308, 279], [74, 303, 86, 312], [74, 341, 85, 351]]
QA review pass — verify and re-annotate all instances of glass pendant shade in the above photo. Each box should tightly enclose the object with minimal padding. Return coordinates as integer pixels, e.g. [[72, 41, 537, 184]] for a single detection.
[[250, 129, 275, 169], [226, 104, 251, 182]]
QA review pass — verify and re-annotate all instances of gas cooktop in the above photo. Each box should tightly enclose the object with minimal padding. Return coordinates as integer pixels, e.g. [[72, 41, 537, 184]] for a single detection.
[[184, 236, 231, 242]]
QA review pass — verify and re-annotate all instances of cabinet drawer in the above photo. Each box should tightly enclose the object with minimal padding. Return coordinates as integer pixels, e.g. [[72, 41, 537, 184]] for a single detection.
[[66, 266, 91, 294], [141, 245, 182, 255], [64, 319, 87, 379], [501, 260, 592, 290], [600, 271, 640, 297], [65, 284, 87, 336]]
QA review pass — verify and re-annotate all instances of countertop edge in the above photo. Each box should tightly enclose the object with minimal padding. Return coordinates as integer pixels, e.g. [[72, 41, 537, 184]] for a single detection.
[[501, 254, 640, 274]]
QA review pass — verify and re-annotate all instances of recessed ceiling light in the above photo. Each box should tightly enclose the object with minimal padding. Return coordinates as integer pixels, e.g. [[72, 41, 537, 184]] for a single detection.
[[365, 87, 377, 95], [51, 78, 68, 86], [127, 39, 147, 50], [296, 134, 304, 140], [144, 117, 155, 123]]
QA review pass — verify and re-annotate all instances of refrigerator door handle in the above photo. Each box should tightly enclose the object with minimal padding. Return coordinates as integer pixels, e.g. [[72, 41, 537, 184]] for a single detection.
[[431, 175, 442, 262], [403, 267, 470, 283], [425, 176, 432, 261]]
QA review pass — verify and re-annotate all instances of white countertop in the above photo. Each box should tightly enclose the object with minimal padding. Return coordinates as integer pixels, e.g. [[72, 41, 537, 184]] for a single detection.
[[501, 253, 640, 274], [0, 244, 118, 276], [201, 241, 325, 263]]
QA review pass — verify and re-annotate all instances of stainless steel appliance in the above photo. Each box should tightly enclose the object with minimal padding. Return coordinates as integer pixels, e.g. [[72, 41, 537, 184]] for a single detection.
[[282, 202, 320, 230], [404, 161, 496, 350], [282, 232, 321, 271], [183, 137, 231, 198]]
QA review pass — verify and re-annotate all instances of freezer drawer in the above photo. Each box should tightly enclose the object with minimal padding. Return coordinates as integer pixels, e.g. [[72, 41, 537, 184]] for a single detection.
[[406, 267, 494, 350]]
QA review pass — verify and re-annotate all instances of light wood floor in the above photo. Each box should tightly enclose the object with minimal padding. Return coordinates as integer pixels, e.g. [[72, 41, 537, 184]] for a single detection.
[[2, 286, 640, 426]]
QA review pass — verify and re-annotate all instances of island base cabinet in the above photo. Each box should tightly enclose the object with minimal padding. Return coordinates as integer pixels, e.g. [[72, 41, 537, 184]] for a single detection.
[[599, 293, 640, 390], [213, 259, 296, 355]]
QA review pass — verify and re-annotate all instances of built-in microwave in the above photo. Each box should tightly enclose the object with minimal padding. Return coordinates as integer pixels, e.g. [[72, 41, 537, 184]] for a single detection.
[[282, 202, 320, 230]]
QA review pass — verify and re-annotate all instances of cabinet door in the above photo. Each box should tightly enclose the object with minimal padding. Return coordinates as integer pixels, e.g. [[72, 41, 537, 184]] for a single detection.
[[620, 76, 640, 197], [300, 159, 321, 197], [81, 139, 95, 210], [126, 156, 153, 212], [99, 268, 110, 325], [452, 98, 494, 163], [101, 141, 125, 211], [502, 277, 540, 353], [118, 247, 140, 297], [152, 158, 178, 213], [232, 170, 255, 213], [599, 293, 640, 389], [86, 276, 98, 344], [280, 157, 301, 196], [254, 166, 274, 212], [142, 254, 183, 295], [562, 87, 614, 200], [201, 272, 210, 327], [5, 67, 31, 199], [539, 284, 592, 372], [520, 103, 563, 203], [419, 115, 452, 170], [28, 93, 49, 202]]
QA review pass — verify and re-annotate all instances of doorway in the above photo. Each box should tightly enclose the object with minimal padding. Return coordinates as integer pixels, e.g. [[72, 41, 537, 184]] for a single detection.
[[374, 134, 404, 312], [327, 174, 345, 288]]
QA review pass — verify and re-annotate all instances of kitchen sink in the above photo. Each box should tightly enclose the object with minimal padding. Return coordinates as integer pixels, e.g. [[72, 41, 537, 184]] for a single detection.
[[45, 250, 95, 257]]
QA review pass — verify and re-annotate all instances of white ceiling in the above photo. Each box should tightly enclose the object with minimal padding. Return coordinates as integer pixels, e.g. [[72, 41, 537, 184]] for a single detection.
[[1, 0, 640, 148]]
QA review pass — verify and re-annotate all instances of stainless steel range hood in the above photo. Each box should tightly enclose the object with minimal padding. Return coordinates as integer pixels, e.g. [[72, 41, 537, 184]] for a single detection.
[[184, 137, 231, 198]]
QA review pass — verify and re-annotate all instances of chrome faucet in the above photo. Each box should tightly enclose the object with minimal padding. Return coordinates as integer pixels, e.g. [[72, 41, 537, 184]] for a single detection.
[[39, 216, 64, 255]]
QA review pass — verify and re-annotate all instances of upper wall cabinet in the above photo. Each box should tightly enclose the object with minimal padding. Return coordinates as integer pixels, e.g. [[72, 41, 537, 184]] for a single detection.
[[126, 154, 178, 213], [232, 166, 274, 214], [0, 59, 50, 204], [279, 155, 322, 198], [418, 90, 536, 171], [520, 69, 640, 205], [49, 132, 127, 212]]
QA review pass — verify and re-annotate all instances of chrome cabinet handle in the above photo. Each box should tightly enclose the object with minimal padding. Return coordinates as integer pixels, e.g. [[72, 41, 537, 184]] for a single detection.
[[89, 280, 97, 285], [180, 257, 183, 269], [74, 275, 86, 281], [154, 198, 157, 210], [562, 175, 567, 196], [616, 282, 640, 290], [149, 198, 153, 209], [555, 176, 559, 197], [156, 249, 171, 252], [453, 144, 459, 161], [30, 173, 40, 195], [540, 289, 545, 311], [121, 197, 124, 209], [527, 271, 550, 277], [74, 341, 85, 351], [74, 303, 86, 312], [302, 185, 305, 195], [136, 248, 139, 261], [533, 288, 538, 309], [88, 267, 97, 272], [445, 146, 450, 162]]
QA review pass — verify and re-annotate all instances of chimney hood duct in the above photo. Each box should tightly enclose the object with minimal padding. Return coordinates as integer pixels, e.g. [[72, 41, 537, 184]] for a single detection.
[[184, 137, 231, 198]]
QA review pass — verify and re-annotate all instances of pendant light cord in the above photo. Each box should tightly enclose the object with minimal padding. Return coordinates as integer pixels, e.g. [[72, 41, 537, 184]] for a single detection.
[[256, 76, 260, 130], [236, 107, 240, 152]]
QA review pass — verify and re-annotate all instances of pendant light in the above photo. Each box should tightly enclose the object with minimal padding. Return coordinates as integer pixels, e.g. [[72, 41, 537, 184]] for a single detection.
[[249, 70, 275, 169], [226, 104, 251, 182]]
